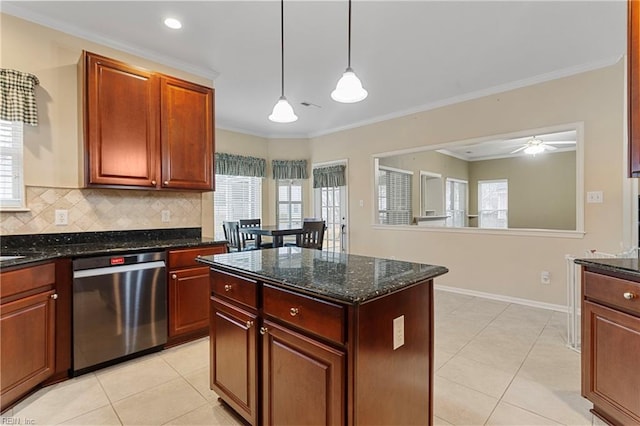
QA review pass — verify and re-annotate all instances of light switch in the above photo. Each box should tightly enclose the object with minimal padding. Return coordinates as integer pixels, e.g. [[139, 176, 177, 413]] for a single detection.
[[393, 315, 405, 350]]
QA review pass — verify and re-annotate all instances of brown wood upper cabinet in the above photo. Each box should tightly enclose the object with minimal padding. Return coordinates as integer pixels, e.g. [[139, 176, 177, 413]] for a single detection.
[[629, 0, 640, 176], [83, 51, 214, 191]]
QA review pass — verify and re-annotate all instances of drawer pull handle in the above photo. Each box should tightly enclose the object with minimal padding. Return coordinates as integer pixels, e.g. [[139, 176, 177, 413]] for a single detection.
[[50, 293, 58, 300], [246, 320, 254, 329], [623, 292, 636, 300], [172, 274, 177, 280], [290, 307, 299, 316], [260, 326, 268, 335], [224, 284, 232, 292]]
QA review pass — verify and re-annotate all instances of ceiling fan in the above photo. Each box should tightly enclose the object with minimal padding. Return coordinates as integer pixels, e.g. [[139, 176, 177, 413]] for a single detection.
[[510, 136, 576, 155]]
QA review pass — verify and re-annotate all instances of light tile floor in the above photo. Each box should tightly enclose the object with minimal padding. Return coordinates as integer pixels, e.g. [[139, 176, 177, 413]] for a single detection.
[[2, 290, 597, 425]]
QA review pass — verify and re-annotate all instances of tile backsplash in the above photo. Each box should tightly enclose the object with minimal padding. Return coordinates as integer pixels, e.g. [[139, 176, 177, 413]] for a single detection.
[[0, 186, 202, 235]]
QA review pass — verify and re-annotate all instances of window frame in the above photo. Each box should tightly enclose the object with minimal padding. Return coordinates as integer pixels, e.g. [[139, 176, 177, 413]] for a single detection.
[[276, 178, 303, 228], [478, 179, 508, 229], [0, 119, 26, 211], [377, 165, 413, 225], [445, 178, 468, 228]]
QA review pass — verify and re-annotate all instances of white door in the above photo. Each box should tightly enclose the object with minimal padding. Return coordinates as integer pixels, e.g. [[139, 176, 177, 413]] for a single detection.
[[314, 185, 348, 253]]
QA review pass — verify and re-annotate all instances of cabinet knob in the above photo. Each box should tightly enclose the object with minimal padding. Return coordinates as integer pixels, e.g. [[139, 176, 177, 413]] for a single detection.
[[260, 326, 268, 335], [50, 293, 58, 300], [164, 181, 169, 186], [246, 320, 254, 329], [623, 292, 636, 300], [151, 180, 157, 185], [172, 274, 177, 280], [196, 254, 202, 258], [224, 284, 232, 292], [289, 307, 299, 317]]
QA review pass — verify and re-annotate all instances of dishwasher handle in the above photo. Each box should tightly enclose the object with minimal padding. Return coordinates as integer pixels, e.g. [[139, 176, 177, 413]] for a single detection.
[[73, 260, 166, 279]]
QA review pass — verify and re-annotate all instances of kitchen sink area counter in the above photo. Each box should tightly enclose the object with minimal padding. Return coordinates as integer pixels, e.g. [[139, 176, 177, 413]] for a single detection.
[[0, 227, 225, 268], [198, 247, 447, 425]]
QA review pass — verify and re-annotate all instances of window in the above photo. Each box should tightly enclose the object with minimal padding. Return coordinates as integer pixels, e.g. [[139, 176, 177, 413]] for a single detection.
[[0, 119, 25, 210], [277, 179, 303, 227], [478, 179, 508, 228], [214, 175, 262, 239], [378, 166, 412, 225], [445, 178, 467, 227]]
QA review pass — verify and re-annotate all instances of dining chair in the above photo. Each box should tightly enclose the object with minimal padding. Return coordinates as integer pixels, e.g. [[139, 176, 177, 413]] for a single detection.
[[222, 221, 243, 252], [296, 220, 326, 250], [239, 218, 272, 249]]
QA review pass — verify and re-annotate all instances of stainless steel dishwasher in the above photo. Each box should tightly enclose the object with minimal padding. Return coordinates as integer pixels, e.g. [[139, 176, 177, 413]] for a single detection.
[[72, 251, 167, 375]]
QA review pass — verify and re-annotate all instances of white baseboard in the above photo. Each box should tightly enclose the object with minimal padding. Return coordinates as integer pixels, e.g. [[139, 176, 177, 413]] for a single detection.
[[434, 284, 568, 313]]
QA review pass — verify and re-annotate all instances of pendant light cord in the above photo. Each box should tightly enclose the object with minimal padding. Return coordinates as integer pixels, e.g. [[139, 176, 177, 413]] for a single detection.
[[280, 0, 285, 97], [347, 0, 352, 68]]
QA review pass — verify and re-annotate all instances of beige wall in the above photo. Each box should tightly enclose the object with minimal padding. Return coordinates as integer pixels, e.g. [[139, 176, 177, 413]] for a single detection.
[[309, 61, 626, 306], [468, 151, 576, 230]]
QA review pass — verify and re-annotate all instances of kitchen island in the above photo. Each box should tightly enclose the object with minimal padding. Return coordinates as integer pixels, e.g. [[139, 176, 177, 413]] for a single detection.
[[197, 247, 448, 425]]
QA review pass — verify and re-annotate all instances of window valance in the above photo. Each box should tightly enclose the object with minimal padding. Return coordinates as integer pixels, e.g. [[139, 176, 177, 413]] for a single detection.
[[0, 69, 39, 126], [215, 153, 266, 178], [272, 159, 309, 180], [313, 164, 346, 188]]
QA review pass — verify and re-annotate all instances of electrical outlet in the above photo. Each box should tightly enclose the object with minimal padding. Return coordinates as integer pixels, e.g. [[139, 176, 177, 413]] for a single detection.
[[161, 210, 171, 222], [586, 191, 604, 203], [393, 315, 405, 350], [541, 271, 551, 284], [54, 209, 68, 226]]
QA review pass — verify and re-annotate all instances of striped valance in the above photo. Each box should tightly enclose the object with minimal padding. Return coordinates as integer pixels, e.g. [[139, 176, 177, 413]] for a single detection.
[[313, 164, 346, 188], [0, 69, 39, 126], [272, 159, 309, 180], [215, 153, 266, 178]]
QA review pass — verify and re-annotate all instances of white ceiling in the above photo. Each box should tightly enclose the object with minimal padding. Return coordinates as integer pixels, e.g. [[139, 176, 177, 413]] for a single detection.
[[2, 1, 627, 139]]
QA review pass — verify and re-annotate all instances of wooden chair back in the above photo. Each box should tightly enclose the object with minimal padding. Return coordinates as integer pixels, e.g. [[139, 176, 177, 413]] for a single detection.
[[223, 221, 242, 252], [239, 218, 261, 250], [297, 220, 326, 250]]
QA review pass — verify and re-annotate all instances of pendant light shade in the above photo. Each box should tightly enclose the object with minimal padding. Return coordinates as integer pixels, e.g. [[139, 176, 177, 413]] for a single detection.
[[269, 0, 298, 123], [269, 96, 298, 123], [331, 67, 368, 103], [332, 0, 367, 103]]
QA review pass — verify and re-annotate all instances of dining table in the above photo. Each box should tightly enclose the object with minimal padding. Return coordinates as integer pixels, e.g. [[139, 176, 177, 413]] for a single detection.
[[241, 224, 305, 248]]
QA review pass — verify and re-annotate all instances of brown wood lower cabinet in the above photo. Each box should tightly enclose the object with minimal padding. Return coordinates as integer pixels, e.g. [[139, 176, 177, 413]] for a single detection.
[[582, 269, 640, 425], [167, 244, 227, 345], [209, 267, 434, 425], [1, 262, 57, 412]]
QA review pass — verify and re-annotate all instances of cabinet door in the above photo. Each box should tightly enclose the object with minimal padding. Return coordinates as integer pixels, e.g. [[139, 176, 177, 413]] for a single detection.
[[583, 300, 640, 424], [210, 297, 258, 425], [168, 266, 210, 337], [85, 52, 160, 187], [1, 290, 56, 411], [262, 320, 345, 426], [160, 77, 214, 190]]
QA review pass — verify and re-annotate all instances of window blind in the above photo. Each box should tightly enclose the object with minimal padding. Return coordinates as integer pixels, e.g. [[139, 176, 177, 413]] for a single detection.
[[0, 119, 24, 209], [277, 179, 303, 227], [378, 166, 412, 225], [214, 175, 262, 239]]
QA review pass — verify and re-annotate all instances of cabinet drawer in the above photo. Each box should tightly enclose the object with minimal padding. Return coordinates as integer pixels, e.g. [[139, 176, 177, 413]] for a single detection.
[[584, 271, 640, 316], [263, 284, 345, 344], [169, 245, 227, 269], [1, 263, 56, 300], [211, 270, 257, 309]]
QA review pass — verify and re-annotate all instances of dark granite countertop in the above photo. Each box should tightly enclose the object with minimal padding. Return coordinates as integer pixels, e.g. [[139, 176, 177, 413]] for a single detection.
[[574, 257, 640, 279], [197, 247, 448, 304], [0, 228, 227, 269]]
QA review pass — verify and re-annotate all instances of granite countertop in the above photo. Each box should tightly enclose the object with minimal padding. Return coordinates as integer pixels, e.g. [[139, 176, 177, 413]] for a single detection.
[[0, 228, 227, 268], [575, 257, 640, 279], [197, 247, 448, 304]]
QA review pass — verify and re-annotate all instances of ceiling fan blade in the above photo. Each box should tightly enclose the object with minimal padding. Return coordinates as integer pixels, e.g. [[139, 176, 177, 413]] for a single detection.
[[545, 141, 575, 145], [510, 145, 528, 154], [543, 144, 558, 151]]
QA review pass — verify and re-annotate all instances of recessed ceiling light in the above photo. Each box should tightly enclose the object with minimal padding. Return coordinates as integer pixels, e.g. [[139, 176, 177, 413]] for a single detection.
[[164, 18, 182, 30]]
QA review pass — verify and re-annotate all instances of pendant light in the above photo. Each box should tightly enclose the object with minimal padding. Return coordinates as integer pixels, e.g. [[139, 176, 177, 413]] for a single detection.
[[331, 0, 368, 103], [269, 0, 298, 123]]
